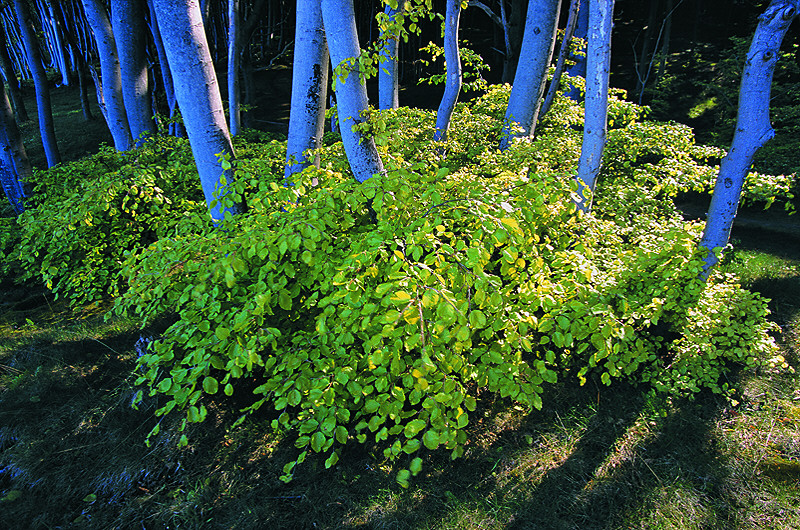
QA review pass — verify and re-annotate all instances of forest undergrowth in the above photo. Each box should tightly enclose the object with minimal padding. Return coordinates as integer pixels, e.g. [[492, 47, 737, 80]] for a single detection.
[[1, 80, 799, 528]]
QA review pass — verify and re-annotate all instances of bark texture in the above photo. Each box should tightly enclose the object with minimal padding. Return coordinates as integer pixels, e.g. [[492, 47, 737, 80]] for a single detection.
[[82, 0, 132, 150], [575, 0, 615, 211], [501, 0, 562, 149], [434, 0, 462, 142], [14, 0, 61, 166], [378, 4, 401, 110], [321, 0, 384, 183], [0, 84, 31, 212], [112, 0, 155, 143], [700, 0, 799, 274], [285, 0, 329, 181], [153, 0, 243, 221]]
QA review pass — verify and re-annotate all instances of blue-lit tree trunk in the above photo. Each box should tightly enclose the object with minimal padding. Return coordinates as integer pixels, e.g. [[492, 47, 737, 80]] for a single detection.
[[700, 0, 799, 275], [574, 0, 614, 211], [82, 0, 133, 150], [145, 0, 182, 136], [227, 0, 241, 136], [433, 0, 462, 142], [500, 0, 561, 149], [539, 0, 580, 120], [0, 22, 28, 123], [565, 0, 588, 101], [0, 84, 31, 213], [112, 0, 155, 143], [378, 3, 401, 110], [13, 0, 61, 167], [153, 0, 243, 221], [285, 0, 329, 182], [321, 0, 384, 183]]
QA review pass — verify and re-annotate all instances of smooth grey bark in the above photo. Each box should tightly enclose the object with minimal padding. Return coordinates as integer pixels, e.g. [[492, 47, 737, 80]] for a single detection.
[[0, 84, 31, 212], [434, 0, 462, 142], [285, 0, 328, 182], [227, 0, 241, 136], [500, 0, 561, 149], [153, 0, 243, 221], [0, 22, 28, 122], [111, 0, 155, 143], [13, 0, 61, 167], [539, 0, 580, 121], [700, 0, 799, 275], [82, 0, 132, 150], [574, 0, 614, 211], [321, 0, 384, 183], [502, 0, 527, 84], [378, 4, 401, 110]]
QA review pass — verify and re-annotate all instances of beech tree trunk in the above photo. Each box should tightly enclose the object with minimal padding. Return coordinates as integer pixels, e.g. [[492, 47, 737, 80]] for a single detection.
[[565, 0, 588, 101], [153, 0, 243, 221], [539, 0, 580, 121], [0, 84, 31, 212], [0, 22, 28, 122], [285, 0, 328, 182], [575, 0, 615, 211], [501, 0, 561, 149], [227, 0, 241, 136], [378, 3, 402, 110], [112, 0, 155, 143], [321, 0, 385, 183], [434, 0, 462, 142], [700, 0, 799, 275], [14, 0, 61, 167], [82, 0, 132, 150]]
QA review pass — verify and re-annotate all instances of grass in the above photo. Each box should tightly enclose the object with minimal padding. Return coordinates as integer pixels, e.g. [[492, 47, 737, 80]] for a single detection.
[[2, 84, 800, 528]]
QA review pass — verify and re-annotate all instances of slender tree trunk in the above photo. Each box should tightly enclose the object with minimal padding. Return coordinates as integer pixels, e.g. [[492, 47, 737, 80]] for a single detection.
[[14, 0, 61, 167], [82, 0, 132, 150], [565, 0, 588, 101], [655, 0, 674, 85], [112, 0, 155, 143], [539, 0, 580, 121], [0, 84, 31, 212], [502, 0, 527, 84], [43, 0, 71, 86], [434, 0, 462, 142], [238, 0, 267, 128], [54, 1, 93, 120], [321, 0, 384, 183], [575, 0, 615, 211], [227, 0, 241, 136], [0, 22, 28, 122], [145, 0, 182, 136], [285, 0, 328, 182], [635, 0, 660, 101], [378, 4, 402, 110], [501, 0, 561, 149], [153, 0, 243, 221], [700, 0, 799, 275]]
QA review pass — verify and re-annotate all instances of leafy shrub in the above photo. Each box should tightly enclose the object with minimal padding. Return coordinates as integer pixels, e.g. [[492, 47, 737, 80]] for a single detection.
[[115, 88, 785, 487]]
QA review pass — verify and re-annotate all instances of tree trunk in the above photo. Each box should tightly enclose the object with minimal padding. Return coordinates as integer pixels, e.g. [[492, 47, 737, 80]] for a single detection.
[[0, 22, 28, 122], [285, 0, 329, 182], [502, 0, 527, 84], [635, 0, 660, 101], [153, 0, 243, 221], [539, 0, 580, 121], [0, 84, 31, 213], [574, 0, 615, 211], [42, 0, 72, 86], [501, 0, 561, 149], [82, 0, 132, 150], [434, 0, 462, 142], [111, 0, 155, 143], [227, 0, 241, 136], [565, 0, 588, 101], [378, 3, 402, 110], [700, 0, 799, 275], [321, 0, 384, 183], [13, 0, 61, 167]]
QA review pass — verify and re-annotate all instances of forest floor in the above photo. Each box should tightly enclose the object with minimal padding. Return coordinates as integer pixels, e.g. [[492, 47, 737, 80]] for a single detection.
[[2, 82, 800, 529]]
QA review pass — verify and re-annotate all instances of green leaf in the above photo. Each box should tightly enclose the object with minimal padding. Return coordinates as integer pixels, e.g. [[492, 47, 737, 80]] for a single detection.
[[215, 326, 230, 341], [404, 418, 426, 438], [410, 457, 423, 476], [202, 376, 218, 394], [325, 451, 340, 468], [396, 469, 411, 488], [423, 430, 440, 450]]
